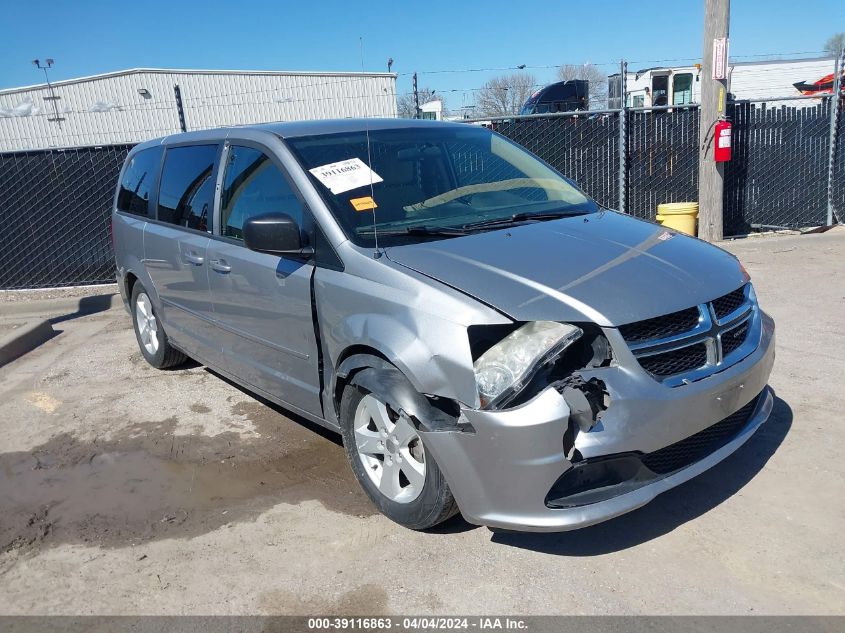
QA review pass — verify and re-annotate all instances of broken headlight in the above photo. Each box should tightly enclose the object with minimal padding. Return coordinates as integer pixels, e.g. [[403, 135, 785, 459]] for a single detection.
[[473, 321, 582, 409]]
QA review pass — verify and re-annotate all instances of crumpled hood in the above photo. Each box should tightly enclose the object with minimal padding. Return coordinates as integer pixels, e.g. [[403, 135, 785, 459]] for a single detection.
[[384, 211, 747, 326]]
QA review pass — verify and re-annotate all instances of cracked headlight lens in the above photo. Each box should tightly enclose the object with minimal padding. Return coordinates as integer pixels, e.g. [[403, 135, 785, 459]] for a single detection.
[[473, 321, 582, 408]]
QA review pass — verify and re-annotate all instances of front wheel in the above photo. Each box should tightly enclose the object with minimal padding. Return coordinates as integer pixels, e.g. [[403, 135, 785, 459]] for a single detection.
[[340, 384, 458, 530]]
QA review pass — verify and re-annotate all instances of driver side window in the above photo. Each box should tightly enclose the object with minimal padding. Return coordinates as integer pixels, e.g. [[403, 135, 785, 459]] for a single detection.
[[220, 146, 305, 240]]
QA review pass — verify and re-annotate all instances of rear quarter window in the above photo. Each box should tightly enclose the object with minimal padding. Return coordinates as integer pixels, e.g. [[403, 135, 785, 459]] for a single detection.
[[117, 146, 162, 216]]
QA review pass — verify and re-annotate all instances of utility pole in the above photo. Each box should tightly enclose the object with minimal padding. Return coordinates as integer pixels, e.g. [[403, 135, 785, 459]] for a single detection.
[[412, 72, 420, 119], [697, 0, 730, 242]]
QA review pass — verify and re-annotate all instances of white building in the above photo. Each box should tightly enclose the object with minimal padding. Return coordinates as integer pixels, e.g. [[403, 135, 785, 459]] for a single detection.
[[0, 68, 398, 152], [608, 57, 837, 109]]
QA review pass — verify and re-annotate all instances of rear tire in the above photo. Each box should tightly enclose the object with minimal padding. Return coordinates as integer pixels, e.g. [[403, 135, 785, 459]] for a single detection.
[[131, 283, 187, 369], [339, 382, 458, 530]]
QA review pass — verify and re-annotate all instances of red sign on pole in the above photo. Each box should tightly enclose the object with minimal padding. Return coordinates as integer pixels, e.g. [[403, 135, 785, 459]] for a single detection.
[[712, 37, 728, 80]]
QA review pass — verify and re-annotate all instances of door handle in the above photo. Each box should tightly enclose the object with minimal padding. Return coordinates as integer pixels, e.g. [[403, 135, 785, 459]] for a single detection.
[[182, 252, 205, 266], [210, 259, 232, 273]]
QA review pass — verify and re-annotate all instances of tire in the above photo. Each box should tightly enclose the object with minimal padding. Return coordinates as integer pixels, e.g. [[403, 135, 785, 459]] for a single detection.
[[339, 382, 459, 530], [130, 283, 187, 369]]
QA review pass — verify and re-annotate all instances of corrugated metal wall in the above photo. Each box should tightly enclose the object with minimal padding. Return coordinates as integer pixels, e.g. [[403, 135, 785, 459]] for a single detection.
[[730, 58, 835, 101], [0, 69, 398, 152]]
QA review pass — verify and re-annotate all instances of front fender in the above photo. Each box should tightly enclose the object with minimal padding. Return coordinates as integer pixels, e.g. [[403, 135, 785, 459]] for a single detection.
[[314, 248, 512, 414], [330, 312, 478, 406], [345, 365, 465, 433]]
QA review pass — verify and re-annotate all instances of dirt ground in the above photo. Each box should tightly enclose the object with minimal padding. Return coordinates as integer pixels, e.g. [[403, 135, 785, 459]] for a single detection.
[[0, 230, 843, 615], [0, 321, 25, 339]]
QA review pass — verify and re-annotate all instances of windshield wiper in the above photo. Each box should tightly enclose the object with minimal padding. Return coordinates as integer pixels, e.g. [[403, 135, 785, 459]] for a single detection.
[[359, 224, 470, 237], [462, 209, 590, 230], [511, 209, 591, 221]]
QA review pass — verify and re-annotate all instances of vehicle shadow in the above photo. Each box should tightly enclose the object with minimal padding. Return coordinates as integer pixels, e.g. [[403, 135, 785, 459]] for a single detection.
[[208, 369, 479, 535], [205, 368, 344, 446], [488, 393, 792, 555]]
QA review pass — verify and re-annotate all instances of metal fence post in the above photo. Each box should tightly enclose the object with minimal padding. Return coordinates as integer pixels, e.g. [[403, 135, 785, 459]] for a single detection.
[[827, 48, 844, 226], [618, 60, 627, 213]]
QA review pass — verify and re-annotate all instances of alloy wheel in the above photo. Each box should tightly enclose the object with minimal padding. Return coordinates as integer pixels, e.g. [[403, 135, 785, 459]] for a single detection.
[[135, 292, 160, 355], [353, 393, 426, 503]]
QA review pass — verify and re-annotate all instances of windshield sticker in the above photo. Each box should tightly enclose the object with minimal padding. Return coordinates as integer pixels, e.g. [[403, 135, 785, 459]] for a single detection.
[[350, 196, 378, 212], [309, 158, 383, 195]]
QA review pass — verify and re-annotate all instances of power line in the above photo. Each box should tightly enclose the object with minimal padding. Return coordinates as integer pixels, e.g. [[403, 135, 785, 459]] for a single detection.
[[408, 51, 829, 76]]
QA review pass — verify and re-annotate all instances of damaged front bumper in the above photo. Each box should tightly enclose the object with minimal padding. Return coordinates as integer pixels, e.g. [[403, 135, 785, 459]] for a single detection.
[[420, 311, 776, 532]]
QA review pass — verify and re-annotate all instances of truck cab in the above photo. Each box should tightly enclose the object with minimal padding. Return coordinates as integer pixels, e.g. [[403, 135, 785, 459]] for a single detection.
[[629, 67, 699, 108], [520, 80, 589, 115], [610, 66, 700, 109]]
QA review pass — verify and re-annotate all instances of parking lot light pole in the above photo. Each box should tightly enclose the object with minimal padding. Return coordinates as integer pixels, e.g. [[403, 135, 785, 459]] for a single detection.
[[32, 58, 65, 124]]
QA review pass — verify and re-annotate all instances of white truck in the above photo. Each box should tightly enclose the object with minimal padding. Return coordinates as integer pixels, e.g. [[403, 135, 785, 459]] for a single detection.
[[608, 56, 839, 108]]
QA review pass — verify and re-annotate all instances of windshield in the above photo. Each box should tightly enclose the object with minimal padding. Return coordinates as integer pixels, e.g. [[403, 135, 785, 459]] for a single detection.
[[286, 125, 597, 247]]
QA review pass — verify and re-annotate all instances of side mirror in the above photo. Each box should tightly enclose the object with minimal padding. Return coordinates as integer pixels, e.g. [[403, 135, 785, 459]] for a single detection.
[[243, 213, 312, 256]]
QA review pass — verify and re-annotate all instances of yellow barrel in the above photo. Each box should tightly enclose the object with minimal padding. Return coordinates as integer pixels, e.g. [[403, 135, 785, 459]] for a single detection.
[[656, 202, 699, 236]]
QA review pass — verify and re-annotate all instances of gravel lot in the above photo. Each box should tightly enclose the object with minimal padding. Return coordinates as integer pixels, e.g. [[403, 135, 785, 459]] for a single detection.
[[0, 230, 843, 615], [0, 283, 118, 303]]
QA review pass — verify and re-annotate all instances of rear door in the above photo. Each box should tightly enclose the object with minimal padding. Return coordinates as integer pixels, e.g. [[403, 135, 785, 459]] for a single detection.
[[206, 142, 322, 415], [113, 146, 162, 283], [143, 143, 220, 357]]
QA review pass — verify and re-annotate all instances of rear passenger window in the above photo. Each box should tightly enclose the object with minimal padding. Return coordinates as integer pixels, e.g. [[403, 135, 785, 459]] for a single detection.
[[117, 146, 162, 216], [157, 144, 217, 231], [221, 146, 306, 240]]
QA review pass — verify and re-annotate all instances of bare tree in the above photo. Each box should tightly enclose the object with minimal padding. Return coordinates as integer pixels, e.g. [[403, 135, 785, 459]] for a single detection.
[[824, 33, 845, 57], [475, 72, 537, 117], [557, 63, 609, 108], [397, 87, 445, 119]]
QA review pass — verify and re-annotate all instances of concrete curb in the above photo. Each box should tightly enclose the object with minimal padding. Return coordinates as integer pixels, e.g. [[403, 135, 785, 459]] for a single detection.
[[0, 293, 122, 319], [0, 319, 56, 367]]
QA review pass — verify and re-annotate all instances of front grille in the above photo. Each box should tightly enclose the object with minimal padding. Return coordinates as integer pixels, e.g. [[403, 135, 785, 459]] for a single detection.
[[619, 307, 700, 343], [638, 343, 708, 377], [712, 286, 746, 320], [620, 285, 755, 384], [721, 321, 750, 357], [641, 394, 761, 474]]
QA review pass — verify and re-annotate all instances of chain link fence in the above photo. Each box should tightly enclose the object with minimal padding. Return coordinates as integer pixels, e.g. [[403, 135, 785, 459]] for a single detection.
[[485, 94, 842, 232], [0, 144, 131, 289], [833, 97, 845, 223], [0, 94, 842, 289], [724, 99, 835, 234], [626, 107, 700, 220], [491, 114, 620, 208]]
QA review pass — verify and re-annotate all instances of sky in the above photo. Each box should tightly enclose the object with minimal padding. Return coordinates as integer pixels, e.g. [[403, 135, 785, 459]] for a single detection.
[[1, 0, 842, 111]]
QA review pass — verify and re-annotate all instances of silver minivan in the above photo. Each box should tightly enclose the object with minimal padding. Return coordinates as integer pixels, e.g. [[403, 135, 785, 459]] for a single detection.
[[112, 119, 775, 532]]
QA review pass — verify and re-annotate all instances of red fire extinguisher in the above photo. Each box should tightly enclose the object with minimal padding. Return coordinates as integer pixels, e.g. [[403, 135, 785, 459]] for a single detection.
[[714, 119, 732, 162]]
